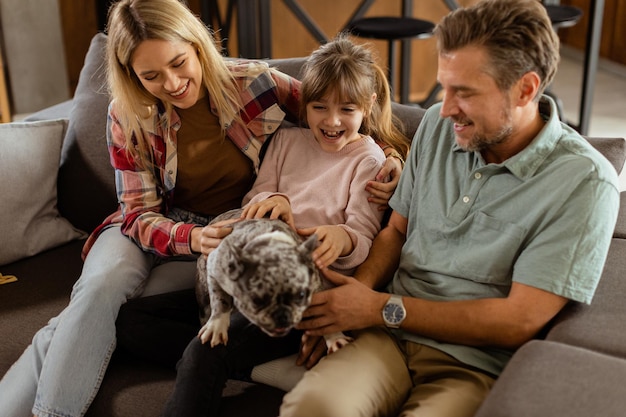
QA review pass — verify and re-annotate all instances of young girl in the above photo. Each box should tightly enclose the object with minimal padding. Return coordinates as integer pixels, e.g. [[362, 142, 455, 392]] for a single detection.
[[242, 33, 409, 274], [150, 35, 411, 416], [0, 1, 401, 416]]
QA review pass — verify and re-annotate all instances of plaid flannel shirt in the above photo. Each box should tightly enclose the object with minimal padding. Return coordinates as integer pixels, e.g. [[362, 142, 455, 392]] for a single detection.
[[82, 62, 301, 258]]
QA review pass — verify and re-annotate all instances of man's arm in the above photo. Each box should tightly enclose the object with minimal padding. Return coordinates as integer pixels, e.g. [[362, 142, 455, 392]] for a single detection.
[[399, 282, 569, 349], [353, 210, 407, 289], [300, 273, 568, 351], [299, 209, 570, 350]]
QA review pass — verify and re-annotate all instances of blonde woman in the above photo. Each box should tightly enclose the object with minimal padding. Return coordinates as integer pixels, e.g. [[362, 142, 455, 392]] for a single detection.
[[0, 1, 403, 416]]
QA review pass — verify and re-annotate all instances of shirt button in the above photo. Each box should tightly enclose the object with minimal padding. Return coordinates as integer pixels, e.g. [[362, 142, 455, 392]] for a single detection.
[[474, 172, 482, 180], [463, 196, 470, 203], [168, 170, 174, 175]]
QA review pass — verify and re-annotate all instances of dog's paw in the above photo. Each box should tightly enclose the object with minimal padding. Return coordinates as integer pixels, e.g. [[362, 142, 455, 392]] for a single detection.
[[325, 332, 354, 354], [197, 313, 231, 347]]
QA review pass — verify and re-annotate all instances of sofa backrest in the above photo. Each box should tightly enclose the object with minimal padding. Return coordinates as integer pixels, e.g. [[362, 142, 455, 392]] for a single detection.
[[57, 33, 116, 233]]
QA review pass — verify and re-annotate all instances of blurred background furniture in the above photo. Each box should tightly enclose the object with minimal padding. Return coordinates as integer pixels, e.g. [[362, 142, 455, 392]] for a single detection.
[[0, 44, 10, 123], [544, 3, 584, 124], [347, 1, 435, 104]]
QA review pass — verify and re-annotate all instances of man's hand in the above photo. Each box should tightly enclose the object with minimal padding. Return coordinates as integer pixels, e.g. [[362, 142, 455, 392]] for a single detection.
[[297, 269, 386, 336]]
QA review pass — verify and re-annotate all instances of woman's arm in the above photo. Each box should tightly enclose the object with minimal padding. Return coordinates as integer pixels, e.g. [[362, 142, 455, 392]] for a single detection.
[[108, 105, 197, 257], [269, 68, 302, 123]]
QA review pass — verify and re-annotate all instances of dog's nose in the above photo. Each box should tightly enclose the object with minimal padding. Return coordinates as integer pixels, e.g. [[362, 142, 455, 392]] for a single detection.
[[272, 307, 293, 329]]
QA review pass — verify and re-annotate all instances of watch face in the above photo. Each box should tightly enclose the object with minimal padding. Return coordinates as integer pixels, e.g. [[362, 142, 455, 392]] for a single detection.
[[383, 303, 404, 325]]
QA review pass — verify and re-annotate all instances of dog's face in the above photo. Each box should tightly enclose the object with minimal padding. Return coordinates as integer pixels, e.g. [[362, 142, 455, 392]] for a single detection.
[[210, 221, 320, 337]]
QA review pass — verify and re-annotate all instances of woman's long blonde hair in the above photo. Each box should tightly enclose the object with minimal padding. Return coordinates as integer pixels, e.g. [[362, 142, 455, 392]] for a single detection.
[[105, 0, 243, 166], [300, 33, 409, 158]]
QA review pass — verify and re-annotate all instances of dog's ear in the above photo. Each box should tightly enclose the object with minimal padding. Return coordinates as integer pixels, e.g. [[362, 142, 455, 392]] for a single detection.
[[237, 254, 259, 282], [299, 233, 318, 257], [223, 241, 245, 279]]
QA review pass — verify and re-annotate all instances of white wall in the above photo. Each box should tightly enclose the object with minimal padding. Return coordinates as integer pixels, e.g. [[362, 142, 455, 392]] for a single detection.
[[0, 0, 70, 115]]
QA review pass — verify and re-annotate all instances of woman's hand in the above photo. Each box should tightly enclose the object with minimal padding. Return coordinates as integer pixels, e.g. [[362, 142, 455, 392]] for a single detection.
[[242, 196, 295, 229], [190, 218, 239, 256], [298, 225, 353, 269], [367, 156, 403, 211]]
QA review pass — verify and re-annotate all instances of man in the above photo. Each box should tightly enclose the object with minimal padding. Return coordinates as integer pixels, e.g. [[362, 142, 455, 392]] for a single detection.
[[280, 0, 620, 416]]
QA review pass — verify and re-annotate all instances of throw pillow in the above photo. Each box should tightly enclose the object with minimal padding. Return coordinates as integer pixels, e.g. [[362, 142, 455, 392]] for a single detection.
[[0, 119, 86, 265]]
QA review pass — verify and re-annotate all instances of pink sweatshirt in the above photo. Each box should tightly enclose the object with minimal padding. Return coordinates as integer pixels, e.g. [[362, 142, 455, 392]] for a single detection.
[[243, 127, 386, 273]]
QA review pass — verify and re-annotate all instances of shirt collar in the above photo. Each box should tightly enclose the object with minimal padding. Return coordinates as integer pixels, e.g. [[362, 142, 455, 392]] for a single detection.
[[504, 95, 561, 180]]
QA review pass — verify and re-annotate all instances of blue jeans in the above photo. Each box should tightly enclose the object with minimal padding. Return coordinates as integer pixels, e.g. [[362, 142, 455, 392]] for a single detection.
[[0, 225, 198, 417]]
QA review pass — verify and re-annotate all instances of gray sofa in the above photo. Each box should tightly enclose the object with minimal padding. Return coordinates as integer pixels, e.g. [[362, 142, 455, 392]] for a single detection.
[[1, 32, 625, 417]]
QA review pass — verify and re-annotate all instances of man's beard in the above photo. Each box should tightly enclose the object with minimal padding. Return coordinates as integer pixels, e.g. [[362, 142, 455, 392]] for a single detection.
[[459, 106, 513, 153], [463, 124, 513, 153]]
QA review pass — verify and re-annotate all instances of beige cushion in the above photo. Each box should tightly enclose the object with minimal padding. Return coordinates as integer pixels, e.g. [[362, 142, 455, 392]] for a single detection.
[[0, 119, 86, 265]]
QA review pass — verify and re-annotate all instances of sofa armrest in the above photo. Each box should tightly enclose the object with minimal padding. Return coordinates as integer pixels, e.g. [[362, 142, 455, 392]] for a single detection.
[[474, 340, 626, 417]]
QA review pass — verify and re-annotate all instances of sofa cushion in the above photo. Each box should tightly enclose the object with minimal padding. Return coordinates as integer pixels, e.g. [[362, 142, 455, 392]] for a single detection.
[[265, 57, 307, 80], [0, 119, 86, 265], [546, 237, 626, 359], [585, 136, 626, 174], [57, 32, 117, 234], [474, 340, 626, 417], [0, 241, 86, 374]]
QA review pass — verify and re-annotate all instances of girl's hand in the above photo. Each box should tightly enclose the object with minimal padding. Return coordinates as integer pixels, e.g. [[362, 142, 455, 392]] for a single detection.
[[367, 156, 403, 211], [242, 196, 295, 229], [298, 225, 353, 269]]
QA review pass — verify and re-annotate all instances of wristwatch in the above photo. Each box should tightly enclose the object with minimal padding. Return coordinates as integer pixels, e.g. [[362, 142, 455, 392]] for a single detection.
[[382, 294, 406, 328]]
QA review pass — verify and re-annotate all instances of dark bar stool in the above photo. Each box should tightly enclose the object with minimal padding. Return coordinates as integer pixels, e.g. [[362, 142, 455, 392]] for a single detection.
[[347, 14, 435, 104], [544, 3, 583, 123], [545, 4, 583, 29]]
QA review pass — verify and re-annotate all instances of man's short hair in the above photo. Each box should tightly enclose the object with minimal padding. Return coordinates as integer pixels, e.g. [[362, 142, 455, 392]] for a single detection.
[[434, 0, 560, 98]]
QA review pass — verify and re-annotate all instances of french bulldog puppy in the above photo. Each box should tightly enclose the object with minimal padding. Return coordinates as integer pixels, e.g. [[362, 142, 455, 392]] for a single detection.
[[196, 208, 352, 353]]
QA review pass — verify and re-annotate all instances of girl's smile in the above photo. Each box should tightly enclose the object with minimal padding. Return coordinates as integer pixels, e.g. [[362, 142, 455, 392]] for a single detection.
[[306, 92, 371, 152]]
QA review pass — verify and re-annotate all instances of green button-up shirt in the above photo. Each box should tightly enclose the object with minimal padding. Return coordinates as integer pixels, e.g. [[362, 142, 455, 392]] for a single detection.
[[388, 96, 620, 375]]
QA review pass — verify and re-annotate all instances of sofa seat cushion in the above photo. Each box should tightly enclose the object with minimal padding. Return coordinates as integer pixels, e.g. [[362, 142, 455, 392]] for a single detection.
[[0, 240, 85, 371], [546, 237, 626, 359], [474, 340, 626, 417]]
